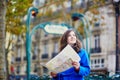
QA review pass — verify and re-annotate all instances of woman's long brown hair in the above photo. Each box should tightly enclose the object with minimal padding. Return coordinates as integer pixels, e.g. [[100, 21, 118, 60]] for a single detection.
[[59, 29, 82, 53]]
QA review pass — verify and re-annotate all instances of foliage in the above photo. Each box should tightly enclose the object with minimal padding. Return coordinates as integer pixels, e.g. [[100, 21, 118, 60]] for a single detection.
[[72, 0, 109, 36], [6, 0, 33, 35], [6, 0, 109, 35], [5, 0, 33, 78], [36, 0, 108, 37]]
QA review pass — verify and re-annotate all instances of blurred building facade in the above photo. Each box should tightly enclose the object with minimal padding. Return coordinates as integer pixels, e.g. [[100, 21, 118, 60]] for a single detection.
[[7, 0, 120, 77], [88, 5, 116, 74]]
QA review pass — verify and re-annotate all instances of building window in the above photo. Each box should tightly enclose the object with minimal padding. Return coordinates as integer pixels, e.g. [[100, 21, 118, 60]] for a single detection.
[[42, 42, 49, 59], [101, 58, 104, 67], [16, 66, 20, 74], [16, 48, 21, 62], [52, 42, 59, 58], [90, 34, 101, 53], [34, 64, 37, 73], [94, 22, 100, 27], [11, 56, 14, 63], [44, 33, 48, 37], [34, 45, 38, 55], [32, 45, 38, 60], [90, 58, 105, 69], [94, 34, 100, 48], [54, 42, 59, 53], [43, 66, 48, 73], [64, 0, 72, 13], [23, 64, 26, 74], [44, 42, 48, 54], [17, 48, 21, 57]]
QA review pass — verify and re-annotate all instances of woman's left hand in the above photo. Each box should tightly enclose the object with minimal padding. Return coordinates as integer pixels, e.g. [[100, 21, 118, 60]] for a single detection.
[[72, 61, 80, 70]]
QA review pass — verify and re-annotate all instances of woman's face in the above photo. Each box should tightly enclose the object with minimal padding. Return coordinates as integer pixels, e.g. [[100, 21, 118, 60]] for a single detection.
[[67, 31, 76, 45]]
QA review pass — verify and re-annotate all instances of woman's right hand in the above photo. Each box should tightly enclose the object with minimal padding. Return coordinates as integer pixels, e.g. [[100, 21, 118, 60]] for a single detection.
[[50, 72, 57, 77]]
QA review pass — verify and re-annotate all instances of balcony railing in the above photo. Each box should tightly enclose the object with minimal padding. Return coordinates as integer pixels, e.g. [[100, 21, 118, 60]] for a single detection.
[[15, 57, 21, 62], [32, 55, 37, 60], [41, 53, 48, 59], [90, 47, 101, 53], [94, 22, 100, 27], [24, 56, 26, 61], [52, 52, 58, 58], [34, 68, 37, 72]]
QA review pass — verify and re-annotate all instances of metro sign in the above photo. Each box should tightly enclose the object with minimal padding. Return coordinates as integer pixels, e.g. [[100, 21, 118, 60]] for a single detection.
[[44, 24, 69, 34]]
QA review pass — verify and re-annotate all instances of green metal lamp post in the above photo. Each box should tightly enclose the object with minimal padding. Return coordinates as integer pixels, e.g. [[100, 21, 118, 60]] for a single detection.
[[26, 7, 38, 80], [72, 13, 91, 59]]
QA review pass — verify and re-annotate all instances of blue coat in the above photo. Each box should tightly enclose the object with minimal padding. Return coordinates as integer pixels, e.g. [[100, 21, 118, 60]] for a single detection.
[[52, 48, 90, 80]]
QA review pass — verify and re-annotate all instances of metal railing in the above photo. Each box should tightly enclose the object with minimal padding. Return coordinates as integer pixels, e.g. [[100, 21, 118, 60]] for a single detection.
[[9, 72, 120, 80], [84, 72, 120, 80]]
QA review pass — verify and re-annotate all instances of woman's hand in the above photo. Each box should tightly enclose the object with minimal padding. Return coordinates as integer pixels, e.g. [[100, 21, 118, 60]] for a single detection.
[[72, 61, 80, 70], [50, 72, 57, 77]]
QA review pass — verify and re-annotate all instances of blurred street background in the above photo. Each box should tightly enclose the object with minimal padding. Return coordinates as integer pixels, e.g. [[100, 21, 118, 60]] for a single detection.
[[0, 0, 120, 80]]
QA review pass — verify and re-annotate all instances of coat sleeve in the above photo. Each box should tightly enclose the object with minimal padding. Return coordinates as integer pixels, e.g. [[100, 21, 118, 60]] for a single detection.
[[78, 49, 90, 76]]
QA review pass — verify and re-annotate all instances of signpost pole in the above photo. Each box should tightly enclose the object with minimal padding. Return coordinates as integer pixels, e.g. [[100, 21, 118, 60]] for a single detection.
[[26, 7, 38, 80], [72, 13, 91, 60]]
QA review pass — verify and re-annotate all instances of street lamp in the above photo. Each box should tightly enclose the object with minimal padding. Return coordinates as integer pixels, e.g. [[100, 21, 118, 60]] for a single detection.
[[71, 13, 91, 59], [113, 0, 120, 73], [26, 7, 38, 80]]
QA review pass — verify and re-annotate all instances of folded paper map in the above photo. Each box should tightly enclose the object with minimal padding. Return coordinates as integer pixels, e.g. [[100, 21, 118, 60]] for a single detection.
[[45, 44, 81, 73]]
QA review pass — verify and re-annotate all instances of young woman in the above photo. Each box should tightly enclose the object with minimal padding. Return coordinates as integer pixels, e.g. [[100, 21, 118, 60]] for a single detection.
[[51, 29, 90, 80]]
